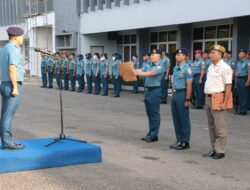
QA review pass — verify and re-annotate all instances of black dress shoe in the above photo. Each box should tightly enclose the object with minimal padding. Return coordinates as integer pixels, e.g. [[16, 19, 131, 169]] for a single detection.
[[48, 86, 53, 88], [202, 150, 215, 157], [192, 106, 203, 109], [112, 95, 120, 98], [146, 137, 158, 143], [212, 153, 225, 159], [175, 142, 190, 150], [169, 142, 181, 149], [3, 143, 25, 150], [239, 112, 247, 115], [141, 136, 150, 141]]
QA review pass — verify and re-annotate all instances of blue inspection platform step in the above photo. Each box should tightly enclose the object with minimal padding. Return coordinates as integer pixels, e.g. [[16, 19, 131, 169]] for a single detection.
[[0, 137, 102, 173]]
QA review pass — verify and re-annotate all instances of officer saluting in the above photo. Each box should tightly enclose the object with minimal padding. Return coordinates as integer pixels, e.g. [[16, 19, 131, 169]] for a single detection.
[[169, 48, 193, 150], [0, 27, 25, 150], [134, 49, 164, 142], [203, 45, 232, 159]]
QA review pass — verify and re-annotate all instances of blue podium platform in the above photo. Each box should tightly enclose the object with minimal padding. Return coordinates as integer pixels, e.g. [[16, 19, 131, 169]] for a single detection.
[[0, 137, 102, 173]]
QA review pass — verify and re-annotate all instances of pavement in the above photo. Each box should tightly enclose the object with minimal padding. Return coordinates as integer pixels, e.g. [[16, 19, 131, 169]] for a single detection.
[[0, 81, 249, 190]]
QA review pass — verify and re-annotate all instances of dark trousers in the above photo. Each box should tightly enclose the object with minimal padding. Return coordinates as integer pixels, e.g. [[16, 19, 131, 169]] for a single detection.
[[69, 70, 76, 91], [193, 76, 203, 107], [94, 74, 101, 94], [55, 68, 61, 89], [171, 91, 191, 143], [202, 75, 207, 105], [161, 73, 169, 103], [101, 75, 109, 95], [0, 82, 22, 147], [63, 68, 69, 90], [144, 88, 161, 138], [236, 77, 248, 113], [41, 67, 47, 87], [77, 74, 84, 92], [119, 76, 122, 91], [47, 66, 53, 88], [86, 74, 93, 94], [132, 77, 139, 93], [112, 75, 120, 96]]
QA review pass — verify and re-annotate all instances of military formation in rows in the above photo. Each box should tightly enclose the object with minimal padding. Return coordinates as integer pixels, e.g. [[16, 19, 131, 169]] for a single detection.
[[40, 48, 250, 116]]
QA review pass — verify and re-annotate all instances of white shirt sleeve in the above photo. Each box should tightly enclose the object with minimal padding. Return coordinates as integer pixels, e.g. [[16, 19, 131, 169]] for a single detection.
[[222, 65, 232, 84]]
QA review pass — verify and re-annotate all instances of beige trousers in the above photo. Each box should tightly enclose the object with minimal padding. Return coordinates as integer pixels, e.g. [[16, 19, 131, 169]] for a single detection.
[[205, 97, 228, 153]]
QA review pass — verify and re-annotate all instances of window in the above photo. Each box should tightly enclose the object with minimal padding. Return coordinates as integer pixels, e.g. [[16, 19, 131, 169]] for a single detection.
[[117, 34, 137, 62], [217, 25, 230, 38], [168, 31, 177, 42], [159, 32, 167, 42], [150, 32, 158, 43], [149, 30, 177, 53], [193, 28, 203, 40], [205, 26, 216, 39], [193, 24, 233, 53]]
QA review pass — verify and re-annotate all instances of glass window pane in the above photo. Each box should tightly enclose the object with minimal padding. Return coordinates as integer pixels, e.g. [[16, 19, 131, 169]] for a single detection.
[[205, 41, 215, 51], [217, 41, 229, 51], [159, 44, 167, 50], [217, 25, 230, 38], [193, 28, 203, 40], [168, 44, 177, 53], [159, 32, 167, 42], [124, 35, 130, 44], [168, 31, 177, 41], [131, 46, 137, 57], [124, 46, 130, 62], [150, 45, 157, 51], [150, 32, 158, 43], [205, 26, 216, 39], [131, 34, 137, 44], [117, 35, 123, 44]]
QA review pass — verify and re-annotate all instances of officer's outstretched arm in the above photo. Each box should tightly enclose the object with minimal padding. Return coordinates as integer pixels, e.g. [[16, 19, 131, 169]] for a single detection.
[[134, 69, 156, 77]]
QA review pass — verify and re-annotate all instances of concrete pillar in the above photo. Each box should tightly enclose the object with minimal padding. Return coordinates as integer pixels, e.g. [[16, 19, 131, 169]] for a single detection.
[[178, 23, 192, 51], [137, 28, 149, 66], [232, 16, 250, 61]]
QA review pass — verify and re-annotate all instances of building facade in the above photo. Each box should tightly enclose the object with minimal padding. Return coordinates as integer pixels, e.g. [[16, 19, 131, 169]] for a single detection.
[[1, 0, 250, 76]]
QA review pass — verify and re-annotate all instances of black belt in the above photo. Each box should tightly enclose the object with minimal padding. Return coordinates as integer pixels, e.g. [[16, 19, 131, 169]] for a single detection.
[[145, 86, 160, 91], [193, 73, 201, 77], [18, 81, 22, 85], [174, 88, 186, 92], [207, 91, 225, 97], [237, 76, 248, 79]]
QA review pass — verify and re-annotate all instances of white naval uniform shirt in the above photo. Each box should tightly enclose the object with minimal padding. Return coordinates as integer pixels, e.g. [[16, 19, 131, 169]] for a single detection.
[[204, 59, 232, 94]]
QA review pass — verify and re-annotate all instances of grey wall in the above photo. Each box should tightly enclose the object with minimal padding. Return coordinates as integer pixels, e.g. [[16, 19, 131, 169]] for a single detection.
[[179, 24, 192, 51], [232, 16, 250, 61], [54, 0, 79, 33], [137, 29, 149, 65]]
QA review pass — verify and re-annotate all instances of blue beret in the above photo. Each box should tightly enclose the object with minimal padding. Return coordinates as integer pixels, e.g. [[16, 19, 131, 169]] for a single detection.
[[225, 50, 232, 54], [151, 49, 161, 55], [7, 27, 24, 36], [175, 48, 188, 56], [239, 49, 247, 53]]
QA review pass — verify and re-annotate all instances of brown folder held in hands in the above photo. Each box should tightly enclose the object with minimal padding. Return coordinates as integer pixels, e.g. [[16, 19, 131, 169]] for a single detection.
[[211, 92, 233, 110], [119, 61, 137, 82]]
